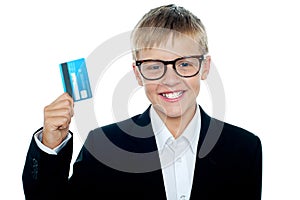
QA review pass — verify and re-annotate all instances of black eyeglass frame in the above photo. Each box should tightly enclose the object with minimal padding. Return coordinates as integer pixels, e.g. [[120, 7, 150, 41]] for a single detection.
[[135, 55, 205, 80]]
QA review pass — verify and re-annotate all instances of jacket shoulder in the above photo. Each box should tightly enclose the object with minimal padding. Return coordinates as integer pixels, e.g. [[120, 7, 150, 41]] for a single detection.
[[212, 119, 262, 159], [85, 112, 156, 153], [221, 121, 261, 144]]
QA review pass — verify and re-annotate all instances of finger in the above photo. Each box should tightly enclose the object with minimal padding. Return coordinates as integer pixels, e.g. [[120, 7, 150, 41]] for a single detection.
[[45, 98, 74, 112], [44, 107, 74, 119], [44, 116, 71, 131], [58, 122, 70, 130], [51, 92, 74, 107]]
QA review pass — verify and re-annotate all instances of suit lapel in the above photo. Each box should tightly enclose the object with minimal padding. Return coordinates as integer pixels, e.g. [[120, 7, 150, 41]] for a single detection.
[[190, 106, 222, 199], [130, 105, 167, 198]]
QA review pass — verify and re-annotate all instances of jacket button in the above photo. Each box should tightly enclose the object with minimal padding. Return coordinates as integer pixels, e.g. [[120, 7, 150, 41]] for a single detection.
[[32, 158, 38, 180]]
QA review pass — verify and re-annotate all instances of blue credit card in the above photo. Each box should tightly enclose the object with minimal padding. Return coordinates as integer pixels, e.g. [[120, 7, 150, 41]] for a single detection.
[[59, 58, 92, 102]]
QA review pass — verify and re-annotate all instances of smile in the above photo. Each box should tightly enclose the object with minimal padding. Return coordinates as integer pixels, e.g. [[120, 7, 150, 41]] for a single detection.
[[160, 91, 184, 99]]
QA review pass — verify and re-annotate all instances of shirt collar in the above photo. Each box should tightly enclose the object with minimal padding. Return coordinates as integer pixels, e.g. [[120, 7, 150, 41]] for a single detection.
[[150, 105, 201, 154]]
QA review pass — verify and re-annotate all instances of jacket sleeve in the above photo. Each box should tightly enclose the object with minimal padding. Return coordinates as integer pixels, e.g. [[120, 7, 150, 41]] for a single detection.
[[251, 136, 263, 200], [22, 128, 73, 200]]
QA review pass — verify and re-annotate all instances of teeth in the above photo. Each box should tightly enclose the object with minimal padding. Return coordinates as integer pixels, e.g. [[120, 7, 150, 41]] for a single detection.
[[162, 91, 183, 99]]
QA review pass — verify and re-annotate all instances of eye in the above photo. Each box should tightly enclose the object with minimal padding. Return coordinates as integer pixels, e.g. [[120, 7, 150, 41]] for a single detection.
[[177, 61, 193, 68], [149, 65, 161, 70], [143, 63, 163, 71], [179, 62, 191, 67], [176, 58, 199, 68]]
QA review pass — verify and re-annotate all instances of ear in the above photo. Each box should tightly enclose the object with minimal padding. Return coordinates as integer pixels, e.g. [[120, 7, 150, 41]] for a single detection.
[[201, 55, 211, 80], [132, 63, 143, 86]]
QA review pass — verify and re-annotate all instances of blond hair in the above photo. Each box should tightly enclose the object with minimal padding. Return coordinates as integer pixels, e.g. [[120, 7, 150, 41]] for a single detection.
[[130, 4, 209, 59]]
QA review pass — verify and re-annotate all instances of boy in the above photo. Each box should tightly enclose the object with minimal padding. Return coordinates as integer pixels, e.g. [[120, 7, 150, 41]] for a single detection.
[[22, 4, 262, 200]]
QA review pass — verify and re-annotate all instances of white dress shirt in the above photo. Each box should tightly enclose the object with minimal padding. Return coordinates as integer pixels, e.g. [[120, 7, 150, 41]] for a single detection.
[[34, 130, 71, 155], [35, 105, 201, 200], [150, 105, 201, 200]]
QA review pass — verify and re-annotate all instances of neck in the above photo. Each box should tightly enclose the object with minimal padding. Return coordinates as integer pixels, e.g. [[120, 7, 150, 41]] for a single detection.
[[155, 104, 197, 139]]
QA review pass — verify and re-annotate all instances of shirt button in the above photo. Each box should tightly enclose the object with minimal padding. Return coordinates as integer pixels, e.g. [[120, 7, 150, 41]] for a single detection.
[[180, 195, 186, 200]]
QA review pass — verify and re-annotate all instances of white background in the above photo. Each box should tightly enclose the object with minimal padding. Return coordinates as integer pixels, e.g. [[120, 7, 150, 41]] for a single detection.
[[1, 0, 299, 199]]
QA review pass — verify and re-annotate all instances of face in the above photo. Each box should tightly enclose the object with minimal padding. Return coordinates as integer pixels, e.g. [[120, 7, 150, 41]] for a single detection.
[[133, 35, 211, 120]]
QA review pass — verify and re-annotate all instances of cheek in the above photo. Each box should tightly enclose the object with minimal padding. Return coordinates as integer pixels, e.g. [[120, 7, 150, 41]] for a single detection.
[[185, 77, 200, 97], [144, 83, 159, 101]]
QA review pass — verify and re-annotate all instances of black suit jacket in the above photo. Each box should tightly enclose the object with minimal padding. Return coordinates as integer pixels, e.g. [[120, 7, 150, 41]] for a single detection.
[[22, 105, 262, 200]]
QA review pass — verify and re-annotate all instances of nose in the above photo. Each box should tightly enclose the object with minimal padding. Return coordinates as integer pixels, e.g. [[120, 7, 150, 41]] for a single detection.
[[161, 64, 180, 86]]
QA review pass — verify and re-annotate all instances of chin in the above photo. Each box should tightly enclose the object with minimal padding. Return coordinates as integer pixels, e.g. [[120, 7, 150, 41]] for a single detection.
[[159, 106, 184, 119]]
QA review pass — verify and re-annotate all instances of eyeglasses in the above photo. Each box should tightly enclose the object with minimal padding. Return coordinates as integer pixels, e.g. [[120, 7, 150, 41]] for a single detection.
[[135, 55, 205, 80]]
